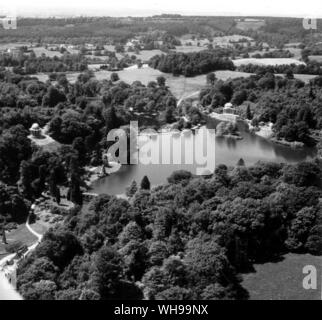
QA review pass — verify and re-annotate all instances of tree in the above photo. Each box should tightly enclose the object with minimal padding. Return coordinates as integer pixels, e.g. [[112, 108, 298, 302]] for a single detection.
[[140, 176, 151, 190], [110, 73, 119, 82], [35, 229, 83, 269], [207, 72, 216, 85], [91, 246, 124, 299], [67, 173, 83, 206], [231, 90, 247, 106], [285, 69, 294, 79], [167, 170, 192, 184], [246, 104, 252, 120], [126, 180, 138, 197], [0, 125, 32, 184], [157, 76, 166, 87], [237, 158, 245, 166], [42, 86, 66, 108], [104, 106, 119, 134]]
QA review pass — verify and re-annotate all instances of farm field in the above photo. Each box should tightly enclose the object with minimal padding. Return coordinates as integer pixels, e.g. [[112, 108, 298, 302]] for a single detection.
[[133, 49, 163, 61], [33, 47, 62, 58], [242, 253, 322, 300], [233, 57, 305, 67], [283, 73, 317, 83], [32, 67, 253, 99], [309, 55, 322, 63], [236, 19, 266, 31], [0, 224, 37, 259], [177, 34, 255, 51], [174, 45, 207, 53], [0, 42, 31, 50]]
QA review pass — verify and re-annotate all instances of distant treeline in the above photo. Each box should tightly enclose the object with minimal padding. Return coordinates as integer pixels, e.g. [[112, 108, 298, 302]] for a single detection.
[[0, 51, 87, 74], [251, 49, 294, 59], [237, 61, 322, 75], [149, 50, 235, 77]]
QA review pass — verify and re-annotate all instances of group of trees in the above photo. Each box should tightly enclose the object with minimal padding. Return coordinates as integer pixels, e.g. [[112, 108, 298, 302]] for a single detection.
[[16, 160, 322, 300], [0, 50, 87, 74], [251, 49, 294, 59], [199, 71, 321, 145], [237, 61, 322, 76], [0, 183, 30, 225], [149, 50, 235, 77]]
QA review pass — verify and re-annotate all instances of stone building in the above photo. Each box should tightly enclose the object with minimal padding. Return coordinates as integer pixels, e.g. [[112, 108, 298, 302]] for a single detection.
[[29, 123, 41, 138]]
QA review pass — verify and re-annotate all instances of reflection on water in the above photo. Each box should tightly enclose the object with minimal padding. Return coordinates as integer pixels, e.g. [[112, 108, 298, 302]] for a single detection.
[[92, 121, 316, 195]]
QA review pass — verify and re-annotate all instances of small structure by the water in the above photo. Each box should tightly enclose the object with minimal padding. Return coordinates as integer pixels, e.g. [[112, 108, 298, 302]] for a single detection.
[[210, 103, 240, 122], [223, 102, 236, 115], [29, 123, 42, 138]]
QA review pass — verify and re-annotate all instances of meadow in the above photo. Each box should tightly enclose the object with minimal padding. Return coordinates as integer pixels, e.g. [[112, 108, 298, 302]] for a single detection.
[[233, 57, 305, 67], [32, 66, 254, 99], [242, 253, 322, 300], [236, 19, 266, 31], [32, 47, 63, 58]]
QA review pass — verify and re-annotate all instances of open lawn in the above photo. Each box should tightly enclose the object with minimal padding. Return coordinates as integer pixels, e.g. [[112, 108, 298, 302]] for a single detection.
[[0, 224, 37, 258], [242, 253, 322, 300], [33, 47, 63, 58], [174, 45, 207, 53], [31, 66, 253, 99], [233, 58, 305, 67], [134, 50, 163, 61], [284, 73, 317, 83], [309, 55, 322, 63], [236, 20, 266, 31]]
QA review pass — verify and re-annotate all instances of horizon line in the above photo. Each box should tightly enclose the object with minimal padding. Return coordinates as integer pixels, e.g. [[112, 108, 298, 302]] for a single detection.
[[13, 13, 322, 19]]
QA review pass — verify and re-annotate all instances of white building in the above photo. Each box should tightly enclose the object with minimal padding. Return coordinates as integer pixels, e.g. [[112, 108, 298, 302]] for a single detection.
[[29, 123, 42, 138]]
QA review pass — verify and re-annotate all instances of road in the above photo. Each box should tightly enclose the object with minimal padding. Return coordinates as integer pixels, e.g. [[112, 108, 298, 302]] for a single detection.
[[0, 211, 43, 300], [176, 91, 200, 108], [0, 253, 22, 300]]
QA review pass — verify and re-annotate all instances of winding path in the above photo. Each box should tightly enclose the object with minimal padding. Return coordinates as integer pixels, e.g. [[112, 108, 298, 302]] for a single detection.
[[26, 213, 43, 242], [176, 91, 200, 108], [0, 210, 43, 300]]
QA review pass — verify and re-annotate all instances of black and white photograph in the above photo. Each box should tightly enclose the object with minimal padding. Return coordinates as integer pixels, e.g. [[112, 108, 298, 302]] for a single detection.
[[0, 0, 321, 305]]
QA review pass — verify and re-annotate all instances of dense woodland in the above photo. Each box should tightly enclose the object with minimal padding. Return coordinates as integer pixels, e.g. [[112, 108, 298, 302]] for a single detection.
[[237, 61, 322, 76], [149, 50, 235, 76], [0, 49, 87, 74], [16, 161, 322, 299], [200, 72, 322, 145]]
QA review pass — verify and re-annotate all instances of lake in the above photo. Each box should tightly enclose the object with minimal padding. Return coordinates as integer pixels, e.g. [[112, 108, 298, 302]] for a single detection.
[[91, 119, 316, 195]]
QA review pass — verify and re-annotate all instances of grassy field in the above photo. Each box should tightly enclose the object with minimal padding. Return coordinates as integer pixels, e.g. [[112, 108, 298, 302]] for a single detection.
[[287, 48, 303, 59], [33, 47, 62, 58], [32, 67, 253, 99], [242, 253, 322, 300], [309, 55, 322, 63], [236, 20, 266, 31], [0, 224, 37, 259], [134, 49, 163, 61], [233, 58, 305, 67], [174, 46, 206, 53], [289, 74, 317, 83], [177, 35, 254, 52], [94, 67, 253, 98], [0, 43, 31, 50]]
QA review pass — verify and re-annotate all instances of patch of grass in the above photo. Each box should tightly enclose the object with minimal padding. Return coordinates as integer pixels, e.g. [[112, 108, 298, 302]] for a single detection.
[[236, 20, 266, 31], [242, 253, 322, 300], [32, 47, 63, 58], [309, 55, 322, 63], [233, 58, 305, 67], [0, 224, 37, 256], [133, 50, 163, 62]]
